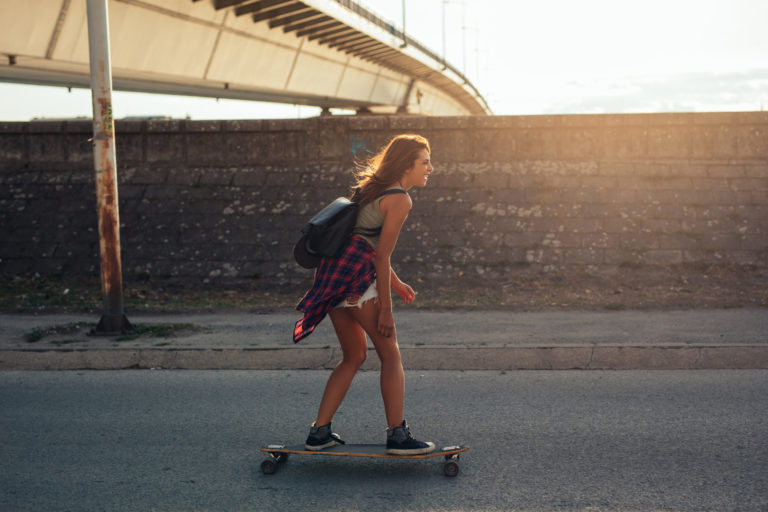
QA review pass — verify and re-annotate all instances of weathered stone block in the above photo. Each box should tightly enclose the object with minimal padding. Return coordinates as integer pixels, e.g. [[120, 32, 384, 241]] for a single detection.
[[564, 247, 605, 265], [265, 170, 305, 186], [598, 162, 634, 177], [707, 164, 745, 177], [28, 121, 63, 133], [472, 129, 517, 161], [127, 166, 168, 184], [428, 116, 472, 129], [147, 120, 181, 132], [582, 232, 620, 249], [114, 119, 144, 133], [429, 130, 475, 162], [185, 121, 222, 133], [699, 233, 743, 251], [648, 127, 691, 158], [736, 126, 768, 158], [264, 132, 303, 162], [517, 129, 559, 158], [523, 187, 564, 204], [658, 233, 701, 250], [620, 233, 660, 250], [560, 129, 601, 159], [146, 134, 185, 163], [28, 134, 66, 162], [692, 126, 737, 158], [63, 134, 92, 164], [428, 170, 474, 188], [389, 116, 428, 130], [602, 127, 647, 158], [223, 120, 264, 132], [197, 168, 236, 186], [114, 133, 144, 164], [473, 116, 518, 129], [0, 122, 28, 133], [643, 249, 683, 265], [265, 119, 308, 132], [0, 133, 26, 168], [604, 249, 643, 265], [303, 119, 348, 161], [728, 177, 768, 192], [745, 164, 768, 177], [186, 133, 225, 164]]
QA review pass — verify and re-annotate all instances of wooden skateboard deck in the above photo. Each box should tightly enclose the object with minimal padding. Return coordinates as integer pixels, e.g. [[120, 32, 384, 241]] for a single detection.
[[260, 444, 468, 477]]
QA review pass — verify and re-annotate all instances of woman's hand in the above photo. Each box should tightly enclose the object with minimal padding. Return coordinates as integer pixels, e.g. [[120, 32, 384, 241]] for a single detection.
[[392, 280, 416, 305], [377, 305, 396, 337]]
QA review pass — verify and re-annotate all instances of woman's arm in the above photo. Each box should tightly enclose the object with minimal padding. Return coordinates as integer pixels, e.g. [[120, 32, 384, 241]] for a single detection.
[[374, 193, 412, 337], [390, 267, 416, 304]]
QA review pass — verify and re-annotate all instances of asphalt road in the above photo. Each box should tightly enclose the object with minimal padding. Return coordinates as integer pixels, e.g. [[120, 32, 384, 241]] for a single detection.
[[1, 370, 767, 511]]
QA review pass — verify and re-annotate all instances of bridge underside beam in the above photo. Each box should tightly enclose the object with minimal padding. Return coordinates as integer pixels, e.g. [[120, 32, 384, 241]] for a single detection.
[[0, 0, 491, 115]]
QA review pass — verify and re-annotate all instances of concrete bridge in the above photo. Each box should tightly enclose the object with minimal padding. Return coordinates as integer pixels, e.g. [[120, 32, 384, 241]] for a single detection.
[[0, 0, 491, 116]]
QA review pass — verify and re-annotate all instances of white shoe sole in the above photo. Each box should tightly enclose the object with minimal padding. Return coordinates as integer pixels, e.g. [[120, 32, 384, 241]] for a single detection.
[[386, 441, 436, 456], [304, 439, 341, 451]]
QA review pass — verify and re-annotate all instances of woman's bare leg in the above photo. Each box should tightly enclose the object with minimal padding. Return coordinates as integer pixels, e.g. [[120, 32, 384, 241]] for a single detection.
[[348, 300, 404, 428], [314, 307, 368, 426]]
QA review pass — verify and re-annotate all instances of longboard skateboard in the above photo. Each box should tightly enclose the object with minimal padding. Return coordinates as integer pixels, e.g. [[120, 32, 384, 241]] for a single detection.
[[260, 444, 469, 477]]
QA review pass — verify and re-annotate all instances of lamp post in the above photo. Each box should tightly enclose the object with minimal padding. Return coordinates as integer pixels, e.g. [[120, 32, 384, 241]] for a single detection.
[[86, 0, 131, 334], [442, 0, 466, 71], [401, 0, 407, 47]]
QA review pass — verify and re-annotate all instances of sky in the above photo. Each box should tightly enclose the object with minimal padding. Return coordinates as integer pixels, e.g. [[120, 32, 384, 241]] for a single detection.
[[1, 0, 767, 120]]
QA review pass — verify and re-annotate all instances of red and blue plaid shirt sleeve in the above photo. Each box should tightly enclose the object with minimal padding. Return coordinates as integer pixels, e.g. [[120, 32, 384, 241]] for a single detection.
[[293, 236, 376, 343]]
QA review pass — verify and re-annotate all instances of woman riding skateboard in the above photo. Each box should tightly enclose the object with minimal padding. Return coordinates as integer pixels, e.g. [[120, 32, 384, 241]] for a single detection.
[[293, 134, 435, 455]]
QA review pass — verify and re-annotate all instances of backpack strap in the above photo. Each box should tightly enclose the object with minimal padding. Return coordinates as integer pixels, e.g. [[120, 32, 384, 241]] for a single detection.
[[379, 188, 408, 198]]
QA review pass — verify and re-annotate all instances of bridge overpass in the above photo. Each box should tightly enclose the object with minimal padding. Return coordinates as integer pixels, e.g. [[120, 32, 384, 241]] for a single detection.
[[0, 0, 491, 116]]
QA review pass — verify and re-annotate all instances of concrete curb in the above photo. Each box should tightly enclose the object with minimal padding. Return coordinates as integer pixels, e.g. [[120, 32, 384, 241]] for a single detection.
[[2, 345, 768, 371]]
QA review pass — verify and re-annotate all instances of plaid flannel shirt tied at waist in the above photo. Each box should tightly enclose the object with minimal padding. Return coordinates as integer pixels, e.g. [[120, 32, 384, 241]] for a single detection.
[[293, 236, 376, 343]]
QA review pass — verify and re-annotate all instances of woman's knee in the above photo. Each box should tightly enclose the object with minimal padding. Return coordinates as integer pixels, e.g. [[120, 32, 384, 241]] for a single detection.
[[341, 346, 367, 368], [374, 338, 402, 366]]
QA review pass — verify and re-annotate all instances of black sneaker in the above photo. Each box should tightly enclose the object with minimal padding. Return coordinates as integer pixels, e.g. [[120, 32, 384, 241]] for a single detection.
[[305, 422, 345, 451], [386, 420, 435, 455]]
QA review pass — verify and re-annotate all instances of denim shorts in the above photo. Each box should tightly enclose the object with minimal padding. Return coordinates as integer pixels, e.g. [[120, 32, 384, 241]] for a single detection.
[[335, 280, 378, 308]]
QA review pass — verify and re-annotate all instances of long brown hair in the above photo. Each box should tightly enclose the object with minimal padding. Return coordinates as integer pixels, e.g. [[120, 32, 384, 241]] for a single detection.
[[351, 134, 431, 205]]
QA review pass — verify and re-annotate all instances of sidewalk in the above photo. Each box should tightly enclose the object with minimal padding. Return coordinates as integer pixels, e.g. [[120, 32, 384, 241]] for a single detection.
[[1, 309, 767, 370]]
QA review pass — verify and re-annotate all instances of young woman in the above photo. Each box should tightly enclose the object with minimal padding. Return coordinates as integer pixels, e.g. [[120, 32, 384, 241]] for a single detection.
[[293, 134, 435, 455]]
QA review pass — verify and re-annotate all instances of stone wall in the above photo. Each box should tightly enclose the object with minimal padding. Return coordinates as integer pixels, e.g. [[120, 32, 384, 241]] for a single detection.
[[1, 113, 767, 288]]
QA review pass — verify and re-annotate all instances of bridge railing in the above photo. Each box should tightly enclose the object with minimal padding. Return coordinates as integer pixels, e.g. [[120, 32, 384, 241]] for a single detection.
[[332, 0, 491, 113]]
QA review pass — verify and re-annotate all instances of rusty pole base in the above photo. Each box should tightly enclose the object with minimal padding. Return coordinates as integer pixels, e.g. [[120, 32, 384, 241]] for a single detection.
[[91, 314, 133, 336]]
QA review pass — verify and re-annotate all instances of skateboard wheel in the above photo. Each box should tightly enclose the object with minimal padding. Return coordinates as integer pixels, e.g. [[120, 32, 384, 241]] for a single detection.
[[443, 461, 459, 477], [279, 453, 289, 463], [261, 459, 278, 475]]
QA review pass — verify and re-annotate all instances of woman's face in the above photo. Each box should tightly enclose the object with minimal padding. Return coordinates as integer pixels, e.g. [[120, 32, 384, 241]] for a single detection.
[[402, 149, 433, 189]]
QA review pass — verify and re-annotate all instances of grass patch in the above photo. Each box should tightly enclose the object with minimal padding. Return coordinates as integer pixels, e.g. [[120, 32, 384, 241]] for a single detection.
[[0, 275, 301, 313], [114, 323, 198, 341], [24, 328, 44, 343], [22, 321, 199, 343], [50, 339, 85, 346], [2, 276, 101, 312], [24, 322, 93, 343]]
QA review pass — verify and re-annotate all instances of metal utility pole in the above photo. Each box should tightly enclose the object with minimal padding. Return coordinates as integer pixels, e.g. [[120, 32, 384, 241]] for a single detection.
[[400, 0, 407, 47], [442, 0, 446, 67], [461, 0, 466, 75], [86, 0, 131, 334]]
